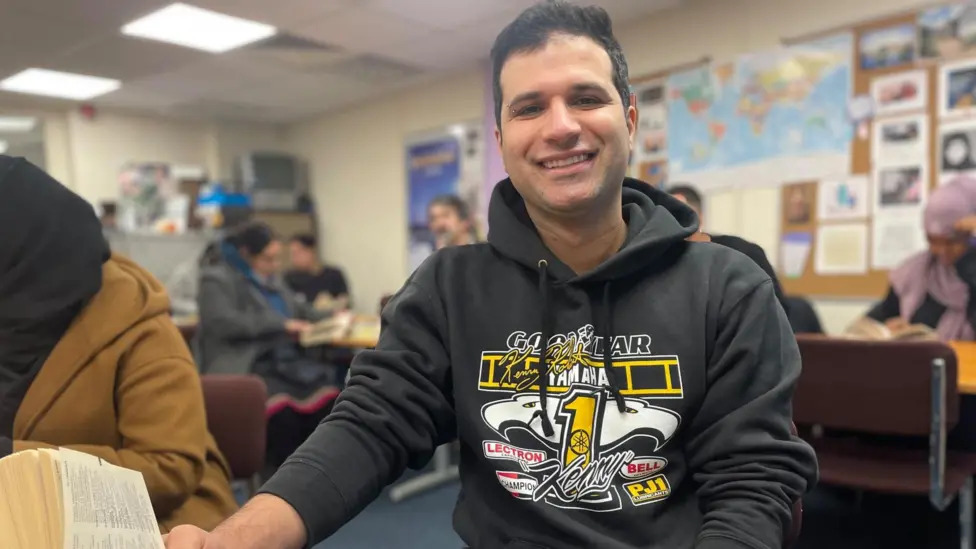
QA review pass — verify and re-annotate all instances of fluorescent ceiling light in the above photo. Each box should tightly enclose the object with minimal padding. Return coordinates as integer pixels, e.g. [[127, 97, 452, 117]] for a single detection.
[[122, 3, 276, 53], [0, 69, 120, 100], [0, 141, 7, 154], [0, 116, 37, 132]]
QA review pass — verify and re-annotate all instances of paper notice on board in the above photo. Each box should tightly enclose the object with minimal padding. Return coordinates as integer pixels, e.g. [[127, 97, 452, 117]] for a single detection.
[[59, 448, 164, 549], [818, 176, 870, 221], [815, 223, 869, 274], [871, 215, 927, 270], [872, 114, 927, 166], [780, 231, 813, 278]]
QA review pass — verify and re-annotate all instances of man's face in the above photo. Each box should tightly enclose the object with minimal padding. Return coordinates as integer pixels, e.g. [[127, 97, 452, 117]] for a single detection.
[[495, 34, 636, 218], [288, 241, 316, 271], [428, 204, 468, 246]]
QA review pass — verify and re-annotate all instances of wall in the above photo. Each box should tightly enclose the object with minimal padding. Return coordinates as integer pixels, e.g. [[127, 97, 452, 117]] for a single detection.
[[0, 106, 287, 204], [208, 121, 288, 183], [65, 110, 211, 205], [289, 0, 935, 331], [285, 70, 486, 314]]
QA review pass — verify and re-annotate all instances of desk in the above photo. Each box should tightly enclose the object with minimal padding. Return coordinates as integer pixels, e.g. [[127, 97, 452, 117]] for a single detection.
[[951, 341, 976, 395]]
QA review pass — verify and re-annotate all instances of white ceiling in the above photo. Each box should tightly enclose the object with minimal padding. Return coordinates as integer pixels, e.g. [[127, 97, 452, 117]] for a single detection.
[[0, 0, 682, 123]]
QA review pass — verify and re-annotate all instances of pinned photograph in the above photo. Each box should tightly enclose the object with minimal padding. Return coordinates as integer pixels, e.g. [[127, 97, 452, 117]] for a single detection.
[[939, 118, 976, 185], [872, 114, 928, 165], [859, 23, 915, 70], [939, 58, 976, 118], [918, 4, 976, 59], [876, 165, 925, 207], [871, 70, 927, 117], [782, 182, 816, 225]]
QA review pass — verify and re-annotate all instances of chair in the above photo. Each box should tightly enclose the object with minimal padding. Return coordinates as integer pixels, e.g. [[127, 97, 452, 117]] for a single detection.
[[200, 374, 269, 497], [793, 336, 976, 549]]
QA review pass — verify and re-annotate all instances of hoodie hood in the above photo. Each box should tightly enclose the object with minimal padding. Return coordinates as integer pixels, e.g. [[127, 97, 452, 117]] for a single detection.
[[0, 155, 109, 378], [75, 254, 171, 356], [487, 177, 698, 282]]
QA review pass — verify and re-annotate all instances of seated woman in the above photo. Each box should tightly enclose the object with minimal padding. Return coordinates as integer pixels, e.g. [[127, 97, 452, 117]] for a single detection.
[[0, 156, 237, 533], [196, 222, 339, 468], [867, 176, 976, 341]]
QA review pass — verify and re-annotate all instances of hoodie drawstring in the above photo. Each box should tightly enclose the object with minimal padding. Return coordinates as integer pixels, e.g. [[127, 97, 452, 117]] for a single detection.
[[530, 261, 628, 437], [533, 260, 555, 437], [601, 283, 627, 413]]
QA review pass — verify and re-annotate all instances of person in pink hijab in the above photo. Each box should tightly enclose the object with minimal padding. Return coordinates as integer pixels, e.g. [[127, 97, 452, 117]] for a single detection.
[[867, 176, 976, 341]]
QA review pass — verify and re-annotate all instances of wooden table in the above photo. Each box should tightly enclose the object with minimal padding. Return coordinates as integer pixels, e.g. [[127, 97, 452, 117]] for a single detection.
[[950, 341, 976, 395]]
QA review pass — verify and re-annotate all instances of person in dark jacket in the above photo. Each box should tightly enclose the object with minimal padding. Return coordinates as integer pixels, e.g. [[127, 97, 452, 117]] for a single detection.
[[284, 233, 350, 311], [668, 183, 789, 311], [196, 222, 340, 466], [166, 3, 817, 549], [866, 176, 976, 341]]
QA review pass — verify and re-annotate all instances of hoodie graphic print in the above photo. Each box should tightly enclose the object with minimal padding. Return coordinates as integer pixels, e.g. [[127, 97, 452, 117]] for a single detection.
[[479, 323, 681, 511]]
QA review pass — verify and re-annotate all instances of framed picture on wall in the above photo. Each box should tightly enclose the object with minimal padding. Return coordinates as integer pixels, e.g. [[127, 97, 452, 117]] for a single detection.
[[939, 58, 976, 118]]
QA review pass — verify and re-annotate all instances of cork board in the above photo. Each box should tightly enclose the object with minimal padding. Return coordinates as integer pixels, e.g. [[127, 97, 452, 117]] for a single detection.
[[779, 11, 943, 298]]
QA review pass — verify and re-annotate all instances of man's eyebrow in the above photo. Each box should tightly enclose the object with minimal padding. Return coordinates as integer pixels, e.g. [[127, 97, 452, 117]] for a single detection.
[[507, 91, 541, 108]]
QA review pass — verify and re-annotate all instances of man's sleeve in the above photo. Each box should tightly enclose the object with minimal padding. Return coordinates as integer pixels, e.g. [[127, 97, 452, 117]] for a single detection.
[[688, 279, 819, 549], [258, 267, 455, 546]]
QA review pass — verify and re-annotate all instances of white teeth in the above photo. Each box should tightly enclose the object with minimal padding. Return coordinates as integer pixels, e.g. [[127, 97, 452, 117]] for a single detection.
[[543, 154, 589, 169]]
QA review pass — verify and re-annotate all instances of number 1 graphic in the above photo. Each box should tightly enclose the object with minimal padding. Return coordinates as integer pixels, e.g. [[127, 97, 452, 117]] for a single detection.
[[559, 392, 600, 468]]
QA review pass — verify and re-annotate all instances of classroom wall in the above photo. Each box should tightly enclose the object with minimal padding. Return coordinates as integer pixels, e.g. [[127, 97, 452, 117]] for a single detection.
[[209, 121, 288, 182], [65, 110, 210, 204], [0, 105, 287, 204], [289, 0, 935, 331], [285, 70, 486, 314]]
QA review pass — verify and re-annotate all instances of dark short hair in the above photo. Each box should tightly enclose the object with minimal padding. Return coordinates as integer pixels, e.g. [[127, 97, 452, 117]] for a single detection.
[[228, 221, 276, 256], [668, 184, 703, 212], [290, 232, 317, 250], [490, 1, 631, 129], [428, 194, 470, 221]]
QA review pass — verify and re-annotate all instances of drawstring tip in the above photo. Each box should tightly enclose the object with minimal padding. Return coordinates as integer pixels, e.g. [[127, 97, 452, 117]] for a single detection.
[[610, 389, 626, 413], [531, 409, 555, 437]]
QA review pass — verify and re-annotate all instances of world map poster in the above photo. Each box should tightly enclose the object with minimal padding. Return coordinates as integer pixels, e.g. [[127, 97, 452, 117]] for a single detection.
[[667, 33, 853, 176]]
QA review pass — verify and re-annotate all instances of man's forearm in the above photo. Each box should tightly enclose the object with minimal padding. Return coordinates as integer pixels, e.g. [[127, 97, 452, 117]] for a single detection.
[[211, 494, 307, 549]]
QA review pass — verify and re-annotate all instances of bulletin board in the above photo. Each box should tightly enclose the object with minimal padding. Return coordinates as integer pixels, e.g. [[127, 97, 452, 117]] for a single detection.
[[630, 4, 974, 299], [779, 11, 943, 298]]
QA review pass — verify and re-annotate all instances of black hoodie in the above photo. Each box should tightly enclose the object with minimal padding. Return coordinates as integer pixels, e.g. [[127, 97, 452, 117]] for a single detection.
[[261, 178, 818, 549]]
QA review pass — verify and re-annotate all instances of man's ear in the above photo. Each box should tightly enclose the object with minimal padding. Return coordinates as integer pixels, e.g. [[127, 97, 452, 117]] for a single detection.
[[495, 125, 502, 149]]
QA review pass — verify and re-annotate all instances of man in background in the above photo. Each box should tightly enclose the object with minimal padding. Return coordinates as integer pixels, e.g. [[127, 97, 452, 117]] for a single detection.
[[427, 194, 478, 250], [284, 233, 350, 312], [668, 183, 791, 315]]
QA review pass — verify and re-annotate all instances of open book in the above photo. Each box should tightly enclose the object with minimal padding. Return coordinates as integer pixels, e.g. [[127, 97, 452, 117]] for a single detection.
[[0, 447, 164, 549], [300, 312, 380, 347], [841, 316, 938, 341]]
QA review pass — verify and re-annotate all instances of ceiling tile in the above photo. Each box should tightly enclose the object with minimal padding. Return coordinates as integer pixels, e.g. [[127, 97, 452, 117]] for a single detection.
[[376, 32, 486, 71], [9, 0, 170, 28], [193, 0, 362, 31], [291, 7, 436, 54], [0, 9, 105, 65], [48, 35, 207, 81], [93, 85, 184, 110], [369, 0, 532, 30]]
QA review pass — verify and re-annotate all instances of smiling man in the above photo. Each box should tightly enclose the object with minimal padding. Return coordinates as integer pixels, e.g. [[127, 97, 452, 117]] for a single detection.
[[165, 3, 817, 549]]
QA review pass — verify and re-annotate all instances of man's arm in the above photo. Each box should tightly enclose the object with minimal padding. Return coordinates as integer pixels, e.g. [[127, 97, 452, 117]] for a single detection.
[[164, 494, 305, 549], [689, 279, 818, 549], [258, 267, 455, 545]]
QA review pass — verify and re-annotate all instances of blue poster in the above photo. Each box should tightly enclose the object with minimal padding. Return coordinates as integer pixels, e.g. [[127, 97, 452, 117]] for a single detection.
[[407, 137, 462, 270]]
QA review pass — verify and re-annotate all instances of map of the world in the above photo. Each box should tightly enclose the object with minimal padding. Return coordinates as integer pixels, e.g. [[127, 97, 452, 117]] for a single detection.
[[667, 33, 853, 174]]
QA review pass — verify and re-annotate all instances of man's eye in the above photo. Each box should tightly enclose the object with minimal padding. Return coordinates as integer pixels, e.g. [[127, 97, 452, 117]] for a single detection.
[[575, 96, 604, 107], [514, 105, 542, 117]]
